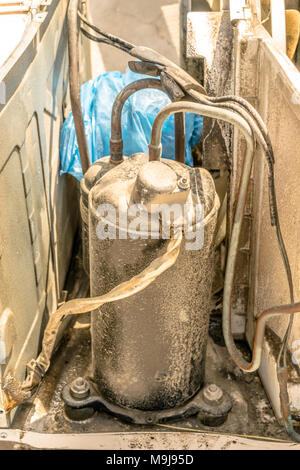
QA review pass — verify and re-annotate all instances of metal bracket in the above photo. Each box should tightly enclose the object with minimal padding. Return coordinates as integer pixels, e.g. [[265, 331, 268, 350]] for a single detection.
[[62, 377, 233, 426]]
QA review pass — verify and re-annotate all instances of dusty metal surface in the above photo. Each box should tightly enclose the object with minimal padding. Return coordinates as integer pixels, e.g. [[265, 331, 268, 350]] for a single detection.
[[186, 11, 242, 340], [235, 17, 300, 421], [1, 428, 300, 450], [3, 232, 296, 447], [7, 242, 292, 443], [186, 4, 300, 423], [89, 154, 218, 411], [9, 294, 294, 444], [80, 156, 115, 274], [61, 378, 232, 425], [0, 0, 89, 427]]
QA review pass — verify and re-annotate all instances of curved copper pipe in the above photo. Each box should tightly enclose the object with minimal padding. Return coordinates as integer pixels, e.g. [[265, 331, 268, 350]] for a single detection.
[[243, 302, 300, 372], [110, 79, 164, 162], [110, 78, 186, 163]]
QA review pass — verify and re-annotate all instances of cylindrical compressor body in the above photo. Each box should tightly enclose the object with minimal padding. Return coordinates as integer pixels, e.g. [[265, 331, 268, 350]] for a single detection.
[[89, 154, 219, 411], [80, 157, 116, 274]]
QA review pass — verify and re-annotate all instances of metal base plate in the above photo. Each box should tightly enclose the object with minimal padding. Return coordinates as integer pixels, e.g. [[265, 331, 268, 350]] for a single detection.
[[62, 377, 233, 426]]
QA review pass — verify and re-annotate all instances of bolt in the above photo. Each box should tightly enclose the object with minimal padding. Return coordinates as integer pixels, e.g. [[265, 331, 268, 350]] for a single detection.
[[70, 377, 90, 400], [178, 176, 190, 190], [0, 432, 7, 439], [203, 383, 223, 405]]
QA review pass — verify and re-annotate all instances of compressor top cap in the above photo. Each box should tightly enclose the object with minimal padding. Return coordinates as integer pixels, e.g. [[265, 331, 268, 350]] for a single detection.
[[89, 154, 218, 229], [137, 161, 178, 194], [132, 160, 190, 209]]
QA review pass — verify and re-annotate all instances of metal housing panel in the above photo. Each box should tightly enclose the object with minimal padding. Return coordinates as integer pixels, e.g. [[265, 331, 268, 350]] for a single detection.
[[0, 0, 91, 426]]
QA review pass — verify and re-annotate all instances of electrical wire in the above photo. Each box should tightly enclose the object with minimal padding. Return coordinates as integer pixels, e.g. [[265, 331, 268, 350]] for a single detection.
[[189, 91, 295, 325], [186, 89, 295, 372], [179, 94, 298, 439], [201, 96, 296, 420], [61, 5, 299, 441], [77, 10, 134, 52], [80, 27, 131, 53], [207, 98, 295, 369]]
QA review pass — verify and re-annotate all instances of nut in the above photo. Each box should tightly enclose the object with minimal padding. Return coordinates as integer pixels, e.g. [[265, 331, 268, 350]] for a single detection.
[[203, 383, 223, 405], [70, 377, 90, 400], [177, 176, 190, 190]]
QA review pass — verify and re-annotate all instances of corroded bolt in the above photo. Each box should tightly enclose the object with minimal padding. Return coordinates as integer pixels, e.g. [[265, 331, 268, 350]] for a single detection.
[[178, 176, 190, 190], [203, 384, 223, 405], [70, 377, 90, 400]]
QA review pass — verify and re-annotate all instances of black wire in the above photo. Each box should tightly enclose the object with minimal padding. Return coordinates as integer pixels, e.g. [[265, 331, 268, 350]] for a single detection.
[[77, 8, 295, 369], [209, 95, 275, 164], [213, 100, 295, 365], [80, 27, 131, 53], [215, 103, 295, 367], [190, 90, 295, 368], [78, 10, 135, 52], [80, 27, 113, 46], [205, 96, 278, 222], [214, 100, 295, 367], [192, 93, 277, 221]]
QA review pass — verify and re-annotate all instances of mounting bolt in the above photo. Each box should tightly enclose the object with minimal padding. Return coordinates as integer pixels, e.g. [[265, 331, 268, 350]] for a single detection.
[[70, 377, 90, 400], [203, 383, 223, 405], [178, 176, 190, 190], [0, 432, 7, 439]]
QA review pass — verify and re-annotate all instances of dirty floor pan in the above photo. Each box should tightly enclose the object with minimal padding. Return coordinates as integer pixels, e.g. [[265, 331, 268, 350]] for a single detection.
[[12, 250, 288, 443]]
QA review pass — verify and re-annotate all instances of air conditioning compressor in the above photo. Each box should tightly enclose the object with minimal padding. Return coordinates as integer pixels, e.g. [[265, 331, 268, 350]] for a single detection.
[[64, 97, 235, 424], [3, 11, 300, 440]]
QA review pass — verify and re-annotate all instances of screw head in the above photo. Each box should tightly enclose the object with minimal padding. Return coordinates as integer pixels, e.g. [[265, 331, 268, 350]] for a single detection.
[[178, 176, 190, 190], [0, 432, 7, 439], [203, 383, 223, 405], [70, 377, 90, 400]]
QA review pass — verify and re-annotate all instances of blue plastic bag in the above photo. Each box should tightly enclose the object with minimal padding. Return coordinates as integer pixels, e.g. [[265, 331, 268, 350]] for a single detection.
[[60, 68, 203, 181]]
